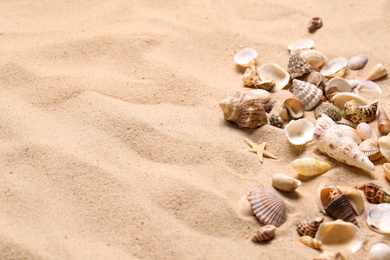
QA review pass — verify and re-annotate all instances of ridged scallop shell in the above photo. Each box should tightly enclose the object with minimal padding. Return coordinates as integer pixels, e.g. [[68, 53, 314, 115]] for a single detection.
[[355, 182, 390, 204], [269, 114, 284, 128], [288, 51, 313, 79], [234, 48, 257, 67], [299, 49, 327, 69], [254, 80, 276, 92], [279, 97, 304, 121], [242, 65, 260, 87], [365, 63, 388, 81], [290, 157, 331, 176], [287, 38, 315, 53], [251, 225, 276, 242], [325, 77, 352, 100], [378, 136, 390, 161], [299, 236, 322, 250], [296, 215, 324, 237], [378, 104, 390, 135], [325, 193, 358, 226], [320, 57, 348, 78], [370, 243, 390, 260], [331, 92, 368, 110], [359, 139, 382, 161], [315, 220, 364, 254], [246, 188, 287, 227], [314, 103, 342, 121], [383, 163, 390, 182], [348, 55, 368, 70], [292, 79, 322, 111], [272, 173, 301, 192], [341, 100, 378, 123], [356, 122, 377, 141], [307, 17, 323, 33], [258, 63, 290, 89], [285, 119, 315, 145], [366, 204, 390, 235]]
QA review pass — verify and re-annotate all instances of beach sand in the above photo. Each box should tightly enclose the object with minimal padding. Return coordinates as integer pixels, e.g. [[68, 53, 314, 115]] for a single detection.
[[0, 0, 389, 259]]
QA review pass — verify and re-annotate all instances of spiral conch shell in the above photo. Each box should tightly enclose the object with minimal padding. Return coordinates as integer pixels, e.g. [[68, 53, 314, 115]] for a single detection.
[[377, 104, 390, 135], [355, 182, 390, 204], [292, 79, 322, 111], [288, 51, 313, 79], [296, 215, 324, 237], [251, 225, 276, 243], [313, 114, 375, 172], [341, 100, 378, 124]]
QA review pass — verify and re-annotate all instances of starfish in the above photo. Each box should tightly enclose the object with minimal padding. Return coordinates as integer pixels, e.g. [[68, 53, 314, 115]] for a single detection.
[[245, 138, 278, 163]]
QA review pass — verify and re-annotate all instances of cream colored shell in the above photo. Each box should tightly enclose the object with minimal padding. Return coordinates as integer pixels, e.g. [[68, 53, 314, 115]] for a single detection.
[[285, 119, 315, 145], [290, 157, 332, 176], [370, 243, 390, 260], [299, 49, 327, 69], [292, 79, 322, 111], [320, 57, 348, 78], [271, 173, 301, 192], [234, 48, 258, 67], [258, 63, 290, 89]]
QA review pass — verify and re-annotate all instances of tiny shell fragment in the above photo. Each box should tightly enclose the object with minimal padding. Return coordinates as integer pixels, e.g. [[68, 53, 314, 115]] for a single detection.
[[308, 17, 323, 33]]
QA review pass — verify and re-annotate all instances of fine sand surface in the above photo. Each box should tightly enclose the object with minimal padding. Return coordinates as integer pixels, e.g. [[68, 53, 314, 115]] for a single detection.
[[1, 1, 390, 259]]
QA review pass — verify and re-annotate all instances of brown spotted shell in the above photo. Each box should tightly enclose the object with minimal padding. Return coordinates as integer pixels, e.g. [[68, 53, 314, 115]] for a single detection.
[[341, 100, 378, 123], [355, 182, 390, 204], [308, 17, 323, 33], [288, 51, 313, 79], [314, 103, 342, 121], [242, 65, 260, 87], [251, 225, 276, 243], [299, 236, 322, 250], [297, 216, 324, 237], [254, 80, 276, 92]]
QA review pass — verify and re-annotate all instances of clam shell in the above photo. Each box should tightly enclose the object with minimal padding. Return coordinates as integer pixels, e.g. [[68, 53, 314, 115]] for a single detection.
[[237, 195, 255, 217], [246, 188, 287, 227], [299, 49, 327, 69], [258, 63, 290, 89], [234, 48, 258, 67], [307, 17, 323, 33], [292, 79, 323, 111], [299, 236, 322, 250], [320, 57, 348, 78], [348, 55, 368, 70], [296, 215, 324, 237], [383, 163, 390, 182], [364, 63, 388, 81], [291, 157, 332, 176], [279, 97, 304, 121], [341, 100, 378, 124], [370, 243, 390, 260], [251, 225, 276, 243], [378, 136, 390, 161], [359, 138, 382, 161], [366, 204, 390, 235], [288, 51, 313, 79], [272, 173, 301, 192], [242, 65, 260, 87], [287, 38, 315, 52], [269, 114, 284, 128], [325, 193, 358, 226], [332, 92, 368, 110], [315, 220, 364, 253], [325, 77, 352, 100], [355, 182, 390, 204], [314, 103, 342, 121], [356, 122, 377, 141], [285, 119, 315, 145]]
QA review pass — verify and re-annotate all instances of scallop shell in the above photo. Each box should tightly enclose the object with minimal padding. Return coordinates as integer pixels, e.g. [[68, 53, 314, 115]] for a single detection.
[[299, 49, 327, 69], [366, 204, 390, 235], [378, 104, 390, 135], [356, 122, 377, 141], [370, 243, 390, 260], [325, 77, 352, 100], [313, 114, 375, 172], [292, 79, 322, 111], [307, 17, 323, 33], [331, 92, 368, 110], [359, 139, 381, 161], [341, 100, 378, 124], [290, 157, 331, 176], [254, 80, 276, 92], [383, 163, 390, 182], [355, 182, 390, 204], [287, 38, 315, 53], [258, 63, 290, 89], [246, 188, 287, 227], [288, 51, 313, 79], [314, 103, 342, 121], [272, 173, 301, 192], [325, 193, 358, 226], [337, 186, 365, 216], [269, 114, 284, 128], [378, 136, 390, 161], [365, 63, 388, 81], [279, 97, 304, 121], [242, 65, 260, 87], [315, 220, 364, 254], [251, 225, 276, 243], [296, 215, 324, 237], [299, 236, 322, 250], [234, 48, 258, 67], [285, 119, 315, 145], [320, 57, 348, 78], [348, 55, 368, 70]]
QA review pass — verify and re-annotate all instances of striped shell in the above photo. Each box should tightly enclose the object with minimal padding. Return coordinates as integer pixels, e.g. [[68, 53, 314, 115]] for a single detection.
[[355, 182, 390, 204], [246, 188, 287, 227], [341, 100, 378, 124], [290, 157, 332, 176], [296, 216, 324, 237], [292, 79, 322, 111], [251, 225, 276, 242], [299, 236, 322, 250], [358, 139, 382, 161], [314, 103, 342, 121], [325, 193, 358, 226]]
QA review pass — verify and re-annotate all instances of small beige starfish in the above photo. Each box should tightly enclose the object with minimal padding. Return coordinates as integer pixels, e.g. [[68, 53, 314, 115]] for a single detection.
[[245, 138, 278, 163]]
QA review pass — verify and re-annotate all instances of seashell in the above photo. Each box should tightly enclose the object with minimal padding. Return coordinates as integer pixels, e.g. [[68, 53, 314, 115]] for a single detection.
[[292, 79, 322, 111], [342, 100, 378, 124], [290, 157, 331, 176], [251, 225, 276, 243], [369, 243, 390, 260], [325, 193, 358, 226], [359, 139, 382, 161], [378, 104, 390, 135], [262, 100, 276, 113], [279, 97, 304, 121], [337, 186, 365, 216], [285, 119, 315, 145], [269, 114, 284, 128], [304, 70, 327, 89], [316, 185, 342, 214], [348, 55, 368, 70], [354, 80, 382, 102], [378, 136, 390, 161], [355, 182, 390, 204], [313, 114, 375, 172], [246, 188, 287, 227], [366, 204, 390, 235], [237, 195, 255, 217], [356, 122, 378, 141], [257, 63, 290, 89], [383, 163, 390, 182], [320, 57, 348, 78], [299, 50, 327, 70], [314, 103, 342, 121], [313, 250, 347, 260], [272, 173, 301, 192], [236, 89, 271, 104], [299, 236, 322, 250], [332, 92, 368, 110], [253, 80, 276, 92], [315, 220, 364, 254], [324, 77, 352, 100], [307, 17, 323, 33], [364, 63, 388, 81], [337, 124, 362, 144], [296, 215, 324, 237], [287, 51, 313, 79], [287, 38, 315, 53], [234, 48, 258, 67], [242, 65, 260, 87]]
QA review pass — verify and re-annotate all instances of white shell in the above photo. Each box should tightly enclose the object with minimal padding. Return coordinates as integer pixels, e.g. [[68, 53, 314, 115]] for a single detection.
[[320, 57, 348, 78], [299, 49, 327, 69], [337, 186, 365, 216], [378, 136, 390, 161], [292, 79, 323, 111], [370, 243, 390, 260], [366, 204, 390, 235], [325, 77, 352, 99], [356, 122, 377, 141], [338, 124, 362, 144], [234, 48, 258, 67], [315, 220, 364, 253], [258, 63, 290, 89], [287, 38, 314, 52], [348, 55, 368, 70], [332, 92, 368, 110], [354, 80, 382, 102], [383, 163, 390, 182], [365, 63, 388, 81], [272, 173, 302, 192], [285, 119, 315, 145]]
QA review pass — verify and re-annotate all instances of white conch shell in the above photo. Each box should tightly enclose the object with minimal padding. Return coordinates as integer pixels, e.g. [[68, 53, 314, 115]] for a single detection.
[[292, 79, 322, 111], [258, 63, 290, 89], [285, 119, 315, 145], [287, 38, 314, 53], [271, 173, 301, 192], [315, 220, 364, 254], [331, 92, 368, 110], [320, 57, 348, 78], [364, 63, 388, 81], [348, 55, 368, 70], [377, 136, 390, 161], [383, 163, 390, 182], [313, 114, 375, 171], [370, 243, 390, 260], [234, 48, 258, 67], [356, 122, 377, 141], [325, 77, 352, 100], [299, 49, 327, 69], [366, 204, 390, 235]]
